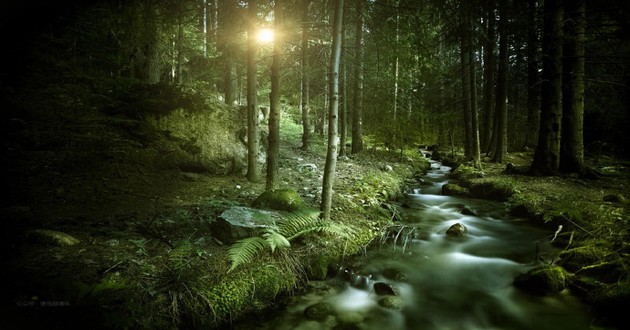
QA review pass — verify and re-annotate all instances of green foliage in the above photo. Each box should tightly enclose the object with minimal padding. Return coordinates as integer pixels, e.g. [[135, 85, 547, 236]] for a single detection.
[[227, 210, 355, 272], [227, 237, 270, 272]]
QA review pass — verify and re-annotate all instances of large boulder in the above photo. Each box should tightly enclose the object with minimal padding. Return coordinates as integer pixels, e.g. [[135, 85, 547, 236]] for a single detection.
[[514, 265, 566, 295], [211, 206, 279, 243], [253, 189, 306, 211]]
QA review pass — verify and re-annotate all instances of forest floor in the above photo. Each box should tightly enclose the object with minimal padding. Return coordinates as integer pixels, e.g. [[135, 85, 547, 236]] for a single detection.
[[1, 117, 429, 329], [2, 97, 629, 328]]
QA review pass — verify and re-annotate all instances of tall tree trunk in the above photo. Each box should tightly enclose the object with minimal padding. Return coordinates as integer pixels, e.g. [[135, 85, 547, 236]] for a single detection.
[[339, 0, 348, 157], [531, 0, 563, 175], [468, 8, 481, 168], [266, 0, 282, 190], [351, 0, 364, 154], [144, 0, 160, 84], [176, 19, 184, 84], [482, 0, 496, 153], [460, 5, 473, 160], [219, 0, 237, 105], [493, 0, 509, 163], [561, 0, 585, 174], [392, 5, 400, 152], [300, 0, 311, 150], [321, 0, 344, 221], [526, 0, 540, 148], [246, 0, 260, 182]]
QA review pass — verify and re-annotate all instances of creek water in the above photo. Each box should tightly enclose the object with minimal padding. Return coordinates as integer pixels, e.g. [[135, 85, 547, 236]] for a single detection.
[[241, 153, 594, 330]]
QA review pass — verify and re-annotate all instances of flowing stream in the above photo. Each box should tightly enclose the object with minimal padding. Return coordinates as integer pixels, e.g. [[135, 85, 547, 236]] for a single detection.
[[240, 153, 594, 330]]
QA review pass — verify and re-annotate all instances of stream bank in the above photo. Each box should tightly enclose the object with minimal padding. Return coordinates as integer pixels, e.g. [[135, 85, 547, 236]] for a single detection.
[[3, 127, 431, 329], [430, 147, 629, 329]]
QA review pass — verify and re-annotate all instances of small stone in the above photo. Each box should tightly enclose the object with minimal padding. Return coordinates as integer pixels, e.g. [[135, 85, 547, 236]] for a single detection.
[[446, 223, 468, 237], [373, 282, 397, 296], [460, 207, 477, 216]]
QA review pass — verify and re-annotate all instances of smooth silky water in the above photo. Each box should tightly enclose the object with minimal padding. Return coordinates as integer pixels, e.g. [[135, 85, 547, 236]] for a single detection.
[[243, 154, 594, 330]]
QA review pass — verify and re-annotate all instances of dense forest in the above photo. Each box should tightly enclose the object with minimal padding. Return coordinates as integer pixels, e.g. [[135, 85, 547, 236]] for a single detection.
[[1, 0, 629, 329]]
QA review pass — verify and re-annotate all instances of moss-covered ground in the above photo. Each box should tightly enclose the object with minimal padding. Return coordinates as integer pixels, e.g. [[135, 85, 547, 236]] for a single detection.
[[433, 147, 629, 328], [2, 97, 430, 329]]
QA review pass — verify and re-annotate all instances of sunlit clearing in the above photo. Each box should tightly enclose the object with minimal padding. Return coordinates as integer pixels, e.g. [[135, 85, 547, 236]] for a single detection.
[[257, 28, 274, 43]]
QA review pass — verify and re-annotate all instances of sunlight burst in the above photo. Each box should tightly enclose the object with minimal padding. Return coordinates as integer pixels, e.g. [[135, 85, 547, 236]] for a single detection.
[[257, 28, 274, 43]]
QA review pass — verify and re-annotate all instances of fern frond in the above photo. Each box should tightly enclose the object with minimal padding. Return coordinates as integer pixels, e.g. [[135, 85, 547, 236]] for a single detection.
[[276, 210, 355, 241], [263, 230, 291, 253], [227, 237, 269, 272], [276, 210, 321, 238], [169, 241, 194, 269]]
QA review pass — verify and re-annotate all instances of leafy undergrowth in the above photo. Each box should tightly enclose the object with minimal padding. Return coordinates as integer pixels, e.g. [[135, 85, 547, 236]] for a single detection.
[[2, 99, 430, 329], [433, 147, 630, 328]]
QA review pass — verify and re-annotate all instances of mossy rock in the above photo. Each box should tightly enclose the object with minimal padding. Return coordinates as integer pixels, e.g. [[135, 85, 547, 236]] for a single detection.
[[441, 183, 469, 197], [446, 223, 468, 237], [468, 179, 515, 201], [304, 302, 335, 321], [514, 265, 566, 296], [559, 245, 610, 272], [252, 189, 306, 211], [27, 229, 80, 246], [450, 164, 484, 181], [377, 296, 404, 311]]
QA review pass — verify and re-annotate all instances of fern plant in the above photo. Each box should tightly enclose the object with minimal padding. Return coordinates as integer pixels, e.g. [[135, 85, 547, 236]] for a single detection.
[[227, 210, 354, 272]]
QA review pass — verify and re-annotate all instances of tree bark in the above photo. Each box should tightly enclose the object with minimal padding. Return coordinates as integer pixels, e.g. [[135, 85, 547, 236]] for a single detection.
[[339, 0, 348, 157], [531, 0, 563, 176], [560, 0, 585, 174], [467, 5, 481, 168], [493, 0, 509, 163], [300, 0, 311, 150], [460, 4, 473, 160], [482, 0, 496, 153], [219, 0, 237, 105], [246, 0, 260, 182], [351, 0, 364, 154], [266, 0, 283, 190], [321, 0, 344, 221], [526, 0, 540, 148]]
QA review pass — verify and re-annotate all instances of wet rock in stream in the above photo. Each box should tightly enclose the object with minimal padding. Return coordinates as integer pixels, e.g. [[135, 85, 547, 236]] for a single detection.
[[304, 302, 335, 321], [446, 223, 468, 237], [373, 282, 397, 296], [514, 265, 567, 295]]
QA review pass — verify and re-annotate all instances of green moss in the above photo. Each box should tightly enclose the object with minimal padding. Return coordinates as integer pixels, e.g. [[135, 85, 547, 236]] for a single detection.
[[253, 189, 306, 211], [514, 265, 566, 296], [559, 245, 611, 272], [441, 183, 469, 196], [450, 164, 484, 181], [468, 178, 515, 201]]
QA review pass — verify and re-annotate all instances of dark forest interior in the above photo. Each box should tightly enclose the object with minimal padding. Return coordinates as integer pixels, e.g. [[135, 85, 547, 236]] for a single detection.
[[1, 0, 629, 329]]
